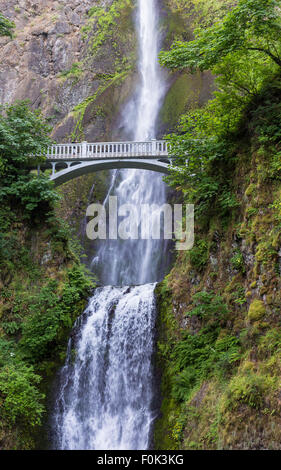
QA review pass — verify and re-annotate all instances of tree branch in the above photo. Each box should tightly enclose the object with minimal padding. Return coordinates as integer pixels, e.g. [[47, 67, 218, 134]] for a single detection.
[[247, 47, 281, 67]]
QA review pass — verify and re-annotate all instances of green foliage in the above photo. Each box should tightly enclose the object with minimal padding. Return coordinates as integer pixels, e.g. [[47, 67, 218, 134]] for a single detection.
[[258, 329, 281, 357], [172, 368, 197, 402], [171, 326, 240, 402], [171, 413, 188, 443], [224, 372, 275, 410], [0, 101, 58, 221], [1, 176, 60, 218], [19, 267, 92, 362], [230, 250, 246, 273], [156, 0, 281, 448], [248, 81, 281, 148], [0, 363, 45, 426], [87, 6, 104, 18], [232, 286, 247, 306], [0, 101, 92, 447], [159, 287, 241, 406], [2, 319, 22, 335], [60, 62, 83, 81], [0, 248, 91, 445], [70, 70, 128, 140], [82, 0, 132, 52], [0, 337, 15, 366], [0, 263, 91, 440], [160, 0, 281, 71], [0, 100, 52, 176], [161, 0, 281, 222], [167, 290, 239, 403], [189, 239, 208, 270], [186, 291, 228, 320], [0, 11, 15, 37], [163, 108, 238, 220]]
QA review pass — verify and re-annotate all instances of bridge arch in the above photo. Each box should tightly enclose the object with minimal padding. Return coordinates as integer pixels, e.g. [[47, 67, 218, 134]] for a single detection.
[[50, 159, 170, 187]]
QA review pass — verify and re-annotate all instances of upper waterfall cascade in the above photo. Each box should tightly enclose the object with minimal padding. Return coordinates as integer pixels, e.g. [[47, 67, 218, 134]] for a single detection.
[[51, 0, 169, 450]]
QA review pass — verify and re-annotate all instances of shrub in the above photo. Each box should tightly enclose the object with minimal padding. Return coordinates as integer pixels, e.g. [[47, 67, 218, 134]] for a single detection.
[[19, 267, 91, 362], [230, 250, 246, 273], [224, 373, 275, 410], [172, 369, 197, 402], [186, 291, 228, 320], [0, 12, 14, 37], [0, 363, 45, 426], [258, 329, 281, 358], [189, 239, 209, 271], [171, 325, 241, 402]]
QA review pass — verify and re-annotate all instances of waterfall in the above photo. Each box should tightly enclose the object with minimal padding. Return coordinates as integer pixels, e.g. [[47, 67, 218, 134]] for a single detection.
[[51, 0, 168, 450]]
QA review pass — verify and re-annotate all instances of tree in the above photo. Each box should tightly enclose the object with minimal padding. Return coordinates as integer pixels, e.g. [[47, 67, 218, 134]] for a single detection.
[[159, 0, 281, 220], [0, 12, 15, 38], [0, 101, 59, 220], [0, 363, 45, 427], [159, 0, 281, 72], [0, 100, 52, 178]]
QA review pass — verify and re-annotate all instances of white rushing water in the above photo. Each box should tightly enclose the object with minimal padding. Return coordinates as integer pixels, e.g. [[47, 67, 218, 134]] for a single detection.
[[91, 0, 167, 286], [53, 285, 157, 450], [52, 0, 168, 450]]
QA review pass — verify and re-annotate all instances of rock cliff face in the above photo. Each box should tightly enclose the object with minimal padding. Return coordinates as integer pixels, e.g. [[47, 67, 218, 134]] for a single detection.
[[0, 0, 137, 142], [0, 0, 213, 143]]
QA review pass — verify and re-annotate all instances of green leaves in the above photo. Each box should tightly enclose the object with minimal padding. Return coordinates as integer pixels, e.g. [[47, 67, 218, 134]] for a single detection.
[[162, 0, 281, 222], [19, 267, 91, 362], [0, 101, 52, 176], [0, 363, 45, 427], [189, 240, 209, 271], [159, 0, 281, 71], [224, 372, 276, 410], [186, 291, 228, 320], [167, 291, 237, 403], [0, 101, 58, 222], [0, 12, 14, 38], [18, 177, 60, 214], [171, 325, 241, 402]]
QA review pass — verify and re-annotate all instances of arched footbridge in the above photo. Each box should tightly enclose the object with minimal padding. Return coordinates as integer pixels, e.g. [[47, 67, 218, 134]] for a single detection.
[[40, 140, 173, 186]]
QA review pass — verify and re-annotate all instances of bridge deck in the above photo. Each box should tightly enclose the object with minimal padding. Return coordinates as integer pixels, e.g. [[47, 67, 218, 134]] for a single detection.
[[46, 140, 170, 161]]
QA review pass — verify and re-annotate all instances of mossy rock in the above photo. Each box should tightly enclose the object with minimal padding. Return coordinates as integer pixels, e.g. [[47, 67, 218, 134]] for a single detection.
[[158, 70, 213, 133], [248, 299, 266, 322]]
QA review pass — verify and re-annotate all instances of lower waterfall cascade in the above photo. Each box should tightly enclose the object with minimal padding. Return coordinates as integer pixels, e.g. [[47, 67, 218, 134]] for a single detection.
[[51, 0, 169, 450], [52, 285, 157, 450]]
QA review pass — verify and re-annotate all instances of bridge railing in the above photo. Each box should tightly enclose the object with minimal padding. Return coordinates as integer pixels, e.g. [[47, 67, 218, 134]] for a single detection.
[[46, 140, 170, 160]]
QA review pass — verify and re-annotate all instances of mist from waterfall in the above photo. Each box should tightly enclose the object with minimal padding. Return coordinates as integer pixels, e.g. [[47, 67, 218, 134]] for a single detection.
[[51, 0, 169, 450]]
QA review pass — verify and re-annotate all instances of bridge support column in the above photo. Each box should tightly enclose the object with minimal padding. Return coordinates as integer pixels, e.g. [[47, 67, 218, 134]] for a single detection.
[[37, 164, 41, 176], [51, 162, 57, 176]]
